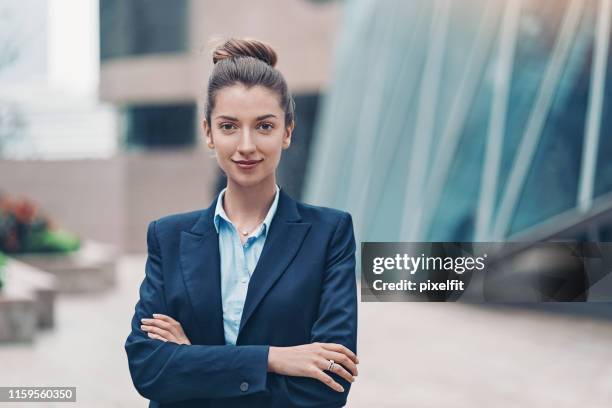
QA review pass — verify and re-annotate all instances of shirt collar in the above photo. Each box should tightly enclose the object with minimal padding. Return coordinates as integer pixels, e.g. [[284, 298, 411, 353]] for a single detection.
[[213, 184, 280, 236]]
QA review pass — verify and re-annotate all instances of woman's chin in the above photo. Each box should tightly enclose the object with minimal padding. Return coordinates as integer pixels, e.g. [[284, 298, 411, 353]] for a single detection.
[[229, 173, 269, 188]]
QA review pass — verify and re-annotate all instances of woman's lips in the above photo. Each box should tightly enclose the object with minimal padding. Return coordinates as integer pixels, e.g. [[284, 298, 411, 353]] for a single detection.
[[233, 159, 262, 170]]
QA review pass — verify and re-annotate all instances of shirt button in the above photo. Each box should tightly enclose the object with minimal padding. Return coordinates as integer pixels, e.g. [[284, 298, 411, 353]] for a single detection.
[[240, 382, 249, 392], [241, 277, 248, 284]]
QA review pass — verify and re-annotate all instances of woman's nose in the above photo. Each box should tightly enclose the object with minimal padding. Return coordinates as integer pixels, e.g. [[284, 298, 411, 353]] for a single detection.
[[237, 129, 256, 153]]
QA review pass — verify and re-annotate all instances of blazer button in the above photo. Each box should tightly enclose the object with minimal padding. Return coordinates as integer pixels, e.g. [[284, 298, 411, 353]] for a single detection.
[[240, 382, 249, 392]]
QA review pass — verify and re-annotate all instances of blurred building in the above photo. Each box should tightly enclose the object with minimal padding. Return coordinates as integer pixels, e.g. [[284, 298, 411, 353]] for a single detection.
[[0, 0, 341, 252], [0, 0, 126, 250], [0, 0, 117, 159]]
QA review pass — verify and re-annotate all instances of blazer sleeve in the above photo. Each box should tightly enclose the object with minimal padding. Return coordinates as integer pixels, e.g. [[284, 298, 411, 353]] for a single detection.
[[270, 211, 358, 408], [125, 220, 270, 404]]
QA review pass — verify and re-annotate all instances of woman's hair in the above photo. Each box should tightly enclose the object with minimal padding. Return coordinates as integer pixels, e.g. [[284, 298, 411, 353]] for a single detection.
[[205, 38, 295, 127]]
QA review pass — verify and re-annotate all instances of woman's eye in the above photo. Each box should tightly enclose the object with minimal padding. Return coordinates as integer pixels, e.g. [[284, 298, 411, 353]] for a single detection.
[[219, 123, 236, 131], [258, 122, 274, 131]]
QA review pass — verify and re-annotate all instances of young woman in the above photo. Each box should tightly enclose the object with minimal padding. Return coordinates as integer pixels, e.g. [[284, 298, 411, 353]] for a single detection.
[[125, 38, 358, 408]]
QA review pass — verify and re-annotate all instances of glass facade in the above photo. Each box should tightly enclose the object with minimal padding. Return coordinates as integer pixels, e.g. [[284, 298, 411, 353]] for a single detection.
[[304, 0, 612, 243]]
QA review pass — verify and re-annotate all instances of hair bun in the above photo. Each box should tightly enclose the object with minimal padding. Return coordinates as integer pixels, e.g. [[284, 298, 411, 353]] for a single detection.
[[212, 38, 278, 68]]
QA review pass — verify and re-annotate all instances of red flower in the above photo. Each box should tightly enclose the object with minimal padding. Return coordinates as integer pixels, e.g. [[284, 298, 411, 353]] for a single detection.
[[12, 199, 37, 224]]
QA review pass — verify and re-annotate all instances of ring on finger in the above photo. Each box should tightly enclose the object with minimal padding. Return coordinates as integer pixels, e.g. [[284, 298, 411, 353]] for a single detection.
[[327, 360, 335, 371]]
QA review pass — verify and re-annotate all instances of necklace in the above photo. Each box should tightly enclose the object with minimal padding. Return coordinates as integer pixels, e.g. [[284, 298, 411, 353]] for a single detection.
[[239, 216, 265, 237]]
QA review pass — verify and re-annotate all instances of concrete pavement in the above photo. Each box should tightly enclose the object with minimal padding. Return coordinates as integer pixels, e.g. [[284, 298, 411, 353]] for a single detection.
[[0, 255, 611, 407]]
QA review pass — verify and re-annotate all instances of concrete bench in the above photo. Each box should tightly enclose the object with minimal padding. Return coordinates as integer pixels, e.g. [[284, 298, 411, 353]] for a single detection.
[[14, 240, 117, 294], [4, 259, 58, 329], [0, 277, 37, 343]]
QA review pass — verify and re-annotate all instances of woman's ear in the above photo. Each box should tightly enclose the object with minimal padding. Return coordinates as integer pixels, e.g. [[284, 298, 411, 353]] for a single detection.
[[282, 121, 294, 150], [203, 119, 214, 149]]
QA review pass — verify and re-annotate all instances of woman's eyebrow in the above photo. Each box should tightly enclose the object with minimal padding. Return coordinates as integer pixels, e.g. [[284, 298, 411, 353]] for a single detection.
[[215, 114, 277, 121], [215, 115, 239, 121], [255, 114, 277, 120]]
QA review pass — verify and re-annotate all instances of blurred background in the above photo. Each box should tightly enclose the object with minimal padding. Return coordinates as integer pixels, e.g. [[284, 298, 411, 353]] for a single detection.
[[0, 0, 611, 406]]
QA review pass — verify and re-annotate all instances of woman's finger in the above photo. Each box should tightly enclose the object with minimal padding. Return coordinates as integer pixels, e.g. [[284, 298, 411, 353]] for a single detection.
[[141, 317, 173, 332], [149, 315, 187, 339], [329, 362, 354, 384], [321, 343, 358, 364], [321, 350, 358, 376], [147, 332, 168, 342], [152, 313, 177, 324], [312, 368, 344, 393], [317, 358, 354, 384], [141, 325, 178, 343], [144, 316, 191, 345]]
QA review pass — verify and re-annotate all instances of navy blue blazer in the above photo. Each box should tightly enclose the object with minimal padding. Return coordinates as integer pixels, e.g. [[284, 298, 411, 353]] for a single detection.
[[125, 188, 358, 408]]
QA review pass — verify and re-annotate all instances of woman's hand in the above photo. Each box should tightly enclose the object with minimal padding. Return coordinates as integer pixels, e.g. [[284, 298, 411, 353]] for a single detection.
[[267, 343, 359, 392], [140, 313, 191, 345]]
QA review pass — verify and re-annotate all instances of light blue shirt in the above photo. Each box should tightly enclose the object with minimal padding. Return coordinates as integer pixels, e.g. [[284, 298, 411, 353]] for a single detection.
[[213, 185, 280, 345]]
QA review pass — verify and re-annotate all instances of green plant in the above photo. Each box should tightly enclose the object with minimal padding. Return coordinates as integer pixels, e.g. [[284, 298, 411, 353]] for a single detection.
[[0, 251, 6, 291], [0, 193, 80, 254]]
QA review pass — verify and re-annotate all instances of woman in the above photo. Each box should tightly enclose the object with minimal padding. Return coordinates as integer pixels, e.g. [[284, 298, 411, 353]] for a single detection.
[[125, 38, 358, 408]]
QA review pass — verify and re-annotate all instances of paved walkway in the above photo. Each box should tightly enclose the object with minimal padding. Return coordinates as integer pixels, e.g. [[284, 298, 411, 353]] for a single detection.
[[0, 255, 611, 407]]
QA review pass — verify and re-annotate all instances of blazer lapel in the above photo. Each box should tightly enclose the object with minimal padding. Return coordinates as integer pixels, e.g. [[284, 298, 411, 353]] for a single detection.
[[238, 189, 311, 340], [179, 195, 225, 345]]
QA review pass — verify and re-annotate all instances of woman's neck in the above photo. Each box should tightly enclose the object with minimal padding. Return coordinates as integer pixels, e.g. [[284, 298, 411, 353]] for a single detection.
[[223, 177, 277, 225]]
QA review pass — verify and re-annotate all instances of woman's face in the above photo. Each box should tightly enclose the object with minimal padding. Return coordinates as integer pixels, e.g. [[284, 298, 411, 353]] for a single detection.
[[204, 84, 293, 188]]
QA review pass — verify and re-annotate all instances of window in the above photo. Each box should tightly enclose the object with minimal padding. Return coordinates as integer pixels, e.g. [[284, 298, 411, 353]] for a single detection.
[[124, 103, 196, 149], [100, 0, 188, 61]]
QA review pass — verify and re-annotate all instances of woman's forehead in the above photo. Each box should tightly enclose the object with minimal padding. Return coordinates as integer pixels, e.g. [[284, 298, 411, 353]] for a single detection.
[[213, 84, 283, 119]]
